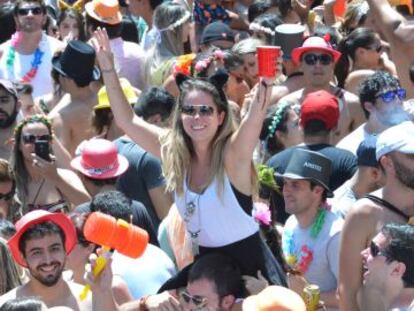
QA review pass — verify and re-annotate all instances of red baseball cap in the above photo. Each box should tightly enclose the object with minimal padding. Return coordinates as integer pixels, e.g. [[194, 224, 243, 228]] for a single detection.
[[8, 210, 77, 267], [300, 90, 340, 130], [291, 36, 341, 65]]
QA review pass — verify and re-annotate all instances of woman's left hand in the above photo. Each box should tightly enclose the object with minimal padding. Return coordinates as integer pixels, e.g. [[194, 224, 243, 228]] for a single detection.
[[31, 154, 59, 180]]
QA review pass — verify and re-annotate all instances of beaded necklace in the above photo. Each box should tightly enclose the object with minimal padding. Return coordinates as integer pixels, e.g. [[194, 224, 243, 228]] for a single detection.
[[282, 208, 327, 274], [6, 32, 44, 83]]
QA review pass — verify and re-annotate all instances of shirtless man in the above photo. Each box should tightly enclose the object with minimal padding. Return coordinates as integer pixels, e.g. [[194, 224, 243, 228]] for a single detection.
[[338, 121, 414, 311], [0, 210, 92, 310], [0, 79, 20, 159], [48, 40, 100, 156], [366, 0, 414, 99], [278, 36, 365, 144]]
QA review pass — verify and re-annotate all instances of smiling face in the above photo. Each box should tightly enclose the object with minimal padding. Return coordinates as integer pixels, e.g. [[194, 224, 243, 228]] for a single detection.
[[22, 233, 66, 287], [180, 90, 225, 145]]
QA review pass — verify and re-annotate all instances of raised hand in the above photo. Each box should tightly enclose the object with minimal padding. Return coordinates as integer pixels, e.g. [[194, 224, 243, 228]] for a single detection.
[[91, 27, 116, 72]]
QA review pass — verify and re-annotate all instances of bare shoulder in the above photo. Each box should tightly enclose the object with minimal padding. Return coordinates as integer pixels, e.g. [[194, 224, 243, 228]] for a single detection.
[[48, 94, 72, 119], [269, 84, 290, 104], [277, 88, 303, 105], [342, 88, 360, 104], [345, 70, 375, 95]]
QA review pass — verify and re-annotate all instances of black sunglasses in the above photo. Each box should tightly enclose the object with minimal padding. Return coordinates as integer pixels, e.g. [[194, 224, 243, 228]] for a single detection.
[[0, 182, 15, 201], [370, 241, 387, 258], [180, 290, 208, 307], [181, 105, 215, 117], [17, 6, 44, 16], [303, 53, 333, 66], [22, 134, 52, 144], [369, 44, 383, 53]]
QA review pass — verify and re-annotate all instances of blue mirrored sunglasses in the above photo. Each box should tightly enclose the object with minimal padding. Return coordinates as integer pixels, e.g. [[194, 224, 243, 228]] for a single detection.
[[375, 88, 406, 103]]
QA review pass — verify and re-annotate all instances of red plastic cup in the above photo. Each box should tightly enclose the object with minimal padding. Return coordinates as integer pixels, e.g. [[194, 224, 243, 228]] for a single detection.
[[256, 46, 281, 78]]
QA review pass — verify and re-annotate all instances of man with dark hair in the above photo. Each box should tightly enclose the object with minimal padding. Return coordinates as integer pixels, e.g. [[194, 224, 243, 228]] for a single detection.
[[85, 0, 146, 90], [0, 80, 20, 159], [0, 0, 63, 98], [337, 71, 411, 155], [115, 87, 173, 226], [339, 121, 414, 311], [49, 40, 100, 156], [183, 253, 243, 310], [359, 224, 414, 311], [0, 210, 92, 309], [266, 90, 357, 223], [133, 86, 175, 126], [280, 149, 343, 310]]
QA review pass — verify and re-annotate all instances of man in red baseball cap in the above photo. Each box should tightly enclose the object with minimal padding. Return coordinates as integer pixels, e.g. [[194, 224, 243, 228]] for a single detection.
[[0, 210, 92, 309], [277, 35, 366, 144]]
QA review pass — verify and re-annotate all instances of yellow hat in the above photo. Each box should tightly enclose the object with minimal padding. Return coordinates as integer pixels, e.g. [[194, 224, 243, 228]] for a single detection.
[[95, 78, 138, 110], [242, 286, 306, 311]]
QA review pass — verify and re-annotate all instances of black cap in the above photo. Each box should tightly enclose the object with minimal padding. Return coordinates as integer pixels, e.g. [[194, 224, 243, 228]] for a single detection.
[[200, 21, 235, 45]]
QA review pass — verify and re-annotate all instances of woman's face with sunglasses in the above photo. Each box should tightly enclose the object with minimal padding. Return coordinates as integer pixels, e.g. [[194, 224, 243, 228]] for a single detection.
[[19, 122, 51, 160]]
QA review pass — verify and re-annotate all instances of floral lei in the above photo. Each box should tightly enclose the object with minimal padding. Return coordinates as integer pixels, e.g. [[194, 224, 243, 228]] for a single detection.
[[282, 208, 327, 274], [6, 32, 44, 83], [172, 50, 225, 78]]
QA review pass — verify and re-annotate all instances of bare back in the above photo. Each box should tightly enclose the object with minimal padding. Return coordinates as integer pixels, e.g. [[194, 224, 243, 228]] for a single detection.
[[49, 96, 97, 156]]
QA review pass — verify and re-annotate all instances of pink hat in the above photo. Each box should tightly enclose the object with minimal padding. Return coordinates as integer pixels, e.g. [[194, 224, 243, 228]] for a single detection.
[[71, 139, 129, 179], [8, 210, 77, 267], [291, 36, 341, 65]]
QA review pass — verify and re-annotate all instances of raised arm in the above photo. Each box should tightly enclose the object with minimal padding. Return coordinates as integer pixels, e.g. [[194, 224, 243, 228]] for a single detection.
[[91, 28, 166, 158], [225, 79, 272, 194]]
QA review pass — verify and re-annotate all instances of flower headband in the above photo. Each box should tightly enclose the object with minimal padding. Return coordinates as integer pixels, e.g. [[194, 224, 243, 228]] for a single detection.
[[266, 102, 291, 140], [14, 114, 53, 138], [249, 22, 275, 37], [158, 11, 191, 33], [194, 50, 225, 73]]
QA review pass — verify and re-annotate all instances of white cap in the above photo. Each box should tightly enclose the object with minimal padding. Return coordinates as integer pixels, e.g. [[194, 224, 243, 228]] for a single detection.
[[376, 121, 414, 160]]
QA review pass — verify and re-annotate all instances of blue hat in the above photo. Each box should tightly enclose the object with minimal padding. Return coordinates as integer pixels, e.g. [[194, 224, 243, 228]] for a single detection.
[[357, 136, 378, 167]]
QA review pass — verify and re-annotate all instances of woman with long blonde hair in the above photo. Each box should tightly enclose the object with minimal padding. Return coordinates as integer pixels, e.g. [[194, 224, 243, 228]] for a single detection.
[[92, 28, 286, 291]]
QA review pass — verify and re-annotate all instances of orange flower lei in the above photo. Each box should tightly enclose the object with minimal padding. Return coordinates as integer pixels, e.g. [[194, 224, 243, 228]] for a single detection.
[[172, 53, 196, 77]]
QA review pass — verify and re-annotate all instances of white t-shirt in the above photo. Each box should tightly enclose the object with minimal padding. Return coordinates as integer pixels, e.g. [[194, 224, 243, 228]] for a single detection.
[[0, 33, 63, 99], [329, 180, 357, 219], [336, 123, 374, 155], [282, 210, 343, 311]]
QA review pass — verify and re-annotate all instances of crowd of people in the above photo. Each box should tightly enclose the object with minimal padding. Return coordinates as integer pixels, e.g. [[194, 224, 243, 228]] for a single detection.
[[0, 0, 414, 310]]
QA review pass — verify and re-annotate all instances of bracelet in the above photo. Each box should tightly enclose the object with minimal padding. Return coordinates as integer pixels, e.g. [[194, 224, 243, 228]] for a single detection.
[[101, 68, 116, 73]]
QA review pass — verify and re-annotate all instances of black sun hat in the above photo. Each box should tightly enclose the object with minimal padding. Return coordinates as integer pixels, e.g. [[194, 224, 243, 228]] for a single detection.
[[52, 40, 100, 85], [278, 149, 333, 197]]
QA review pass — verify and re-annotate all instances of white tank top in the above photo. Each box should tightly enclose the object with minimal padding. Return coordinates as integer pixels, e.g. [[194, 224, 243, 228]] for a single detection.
[[0, 33, 62, 99], [175, 174, 259, 247]]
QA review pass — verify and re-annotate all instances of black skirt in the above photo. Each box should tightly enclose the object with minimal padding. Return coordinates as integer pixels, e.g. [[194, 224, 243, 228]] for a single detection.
[[158, 232, 287, 294]]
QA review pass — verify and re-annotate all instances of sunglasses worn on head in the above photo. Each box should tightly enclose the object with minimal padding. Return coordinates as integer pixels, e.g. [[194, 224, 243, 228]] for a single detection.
[[375, 88, 406, 103], [303, 53, 333, 66], [180, 291, 208, 308], [22, 134, 51, 144], [370, 241, 387, 258], [181, 105, 215, 117], [17, 6, 43, 16]]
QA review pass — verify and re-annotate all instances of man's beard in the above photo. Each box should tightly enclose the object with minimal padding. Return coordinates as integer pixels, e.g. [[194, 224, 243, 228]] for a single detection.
[[393, 156, 414, 189], [29, 261, 65, 287], [0, 107, 18, 129]]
